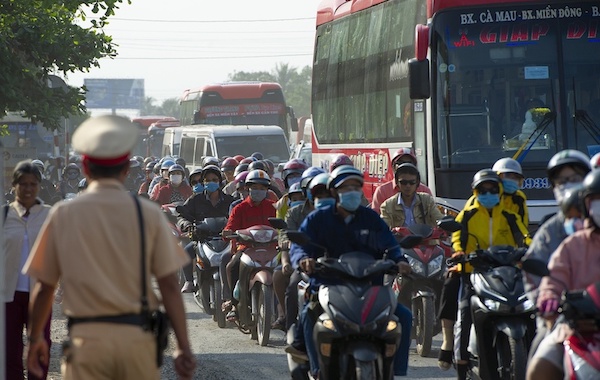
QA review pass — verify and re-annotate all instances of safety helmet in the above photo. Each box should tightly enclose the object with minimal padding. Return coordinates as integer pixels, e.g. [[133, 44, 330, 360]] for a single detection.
[[159, 156, 173, 164], [391, 147, 417, 166], [68, 155, 81, 164], [160, 159, 176, 170], [189, 168, 203, 182], [168, 164, 185, 175], [31, 159, 45, 172], [300, 167, 326, 196], [234, 163, 250, 177], [492, 158, 523, 176], [64, 163, 80, 176], [234, 171, 249, 187], [590, 153, 600, 170], [133, 155, 144, 165], [220, 157, 238, 172], [175, 157, 186, 167], [328, 165, 364, 189], [581, 170, 600, 217], [560, 184, 584, 215], [309, 172, 330, 196], [78, 177, 87, 191], [283, 159, 309, 182], [240, 157, 257, 164], [202, 156, 219, 167], [153, 162, 161, 174], [263, 159, 275, 174], [394, 163, 421, 182], [248, 160, 267, 172], [200, 165, 223, 182], [245, 169, 271, 187], [146, 161, 158, 171], [471, 169, 500, 190], [547, 150, 591, 182], [129, 158, 140, 168], [251, 152, 264, 160], [329, 154, 353, 172], [233, 154, 245, 163], [288, 182, 303, 196]]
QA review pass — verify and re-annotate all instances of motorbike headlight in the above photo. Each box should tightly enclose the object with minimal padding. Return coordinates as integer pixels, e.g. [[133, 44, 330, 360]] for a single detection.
[[406, 256, 425, 275], [322, 319, 336, 331], [515, 295, 536, 313], [427, 255, 444, 277], [386, 320, 398, 332], [484, 299, 502, 311]]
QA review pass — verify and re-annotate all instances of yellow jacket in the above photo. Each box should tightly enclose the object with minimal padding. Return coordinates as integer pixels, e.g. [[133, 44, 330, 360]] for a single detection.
[[452, 196, 531, 255], [465, 190, 529, 227]]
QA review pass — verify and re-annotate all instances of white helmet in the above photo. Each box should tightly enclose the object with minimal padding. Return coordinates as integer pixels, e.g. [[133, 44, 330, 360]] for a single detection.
[[492, 158, 523, 176], [245, 169, 271, 186]]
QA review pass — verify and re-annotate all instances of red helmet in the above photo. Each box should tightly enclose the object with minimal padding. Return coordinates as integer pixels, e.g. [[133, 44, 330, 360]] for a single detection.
[[329, 154, 353, 172], [220, 157, 238, 172], [283, 159, 309, 182], [391, 147, 417, 165], [240, 157, 256, 164], [233, 155, 245, 163]]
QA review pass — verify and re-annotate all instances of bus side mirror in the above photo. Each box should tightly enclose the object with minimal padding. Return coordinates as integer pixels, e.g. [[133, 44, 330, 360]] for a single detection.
[[409, 58, 431, 99], [287, 106, 299, 131]]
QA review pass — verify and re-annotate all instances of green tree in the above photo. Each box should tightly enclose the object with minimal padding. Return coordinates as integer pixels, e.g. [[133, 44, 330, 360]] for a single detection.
[[0, 0, 126, 130], [140, 97, 179, 119], [228, 63, 312, 118]]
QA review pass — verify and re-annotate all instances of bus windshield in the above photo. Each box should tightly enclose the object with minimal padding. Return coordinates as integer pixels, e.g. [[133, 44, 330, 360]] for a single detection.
[[432, 2, 600, 169]]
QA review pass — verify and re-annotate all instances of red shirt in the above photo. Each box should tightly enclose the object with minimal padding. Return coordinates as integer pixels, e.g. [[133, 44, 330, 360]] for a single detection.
[[225, 197, 276, 232], [371, 180, 432, 215]]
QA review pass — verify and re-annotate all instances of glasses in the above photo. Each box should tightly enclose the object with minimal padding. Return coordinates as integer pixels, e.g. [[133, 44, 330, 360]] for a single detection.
[[190, 180, 200, 185], [554, 174, 583, 186], [398, 179, 417, 186], [477, 186, 500, 194]]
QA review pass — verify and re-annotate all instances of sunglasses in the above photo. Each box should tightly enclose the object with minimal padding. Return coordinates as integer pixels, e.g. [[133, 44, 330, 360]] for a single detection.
[[190, 180, 200, 185], [554, 174, 583, 186], [398, 179, 417, 186], [477, 186, 500, 194]]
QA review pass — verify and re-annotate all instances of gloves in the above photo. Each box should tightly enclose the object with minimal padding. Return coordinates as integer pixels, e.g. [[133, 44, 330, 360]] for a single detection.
[[539, 298, 560, 317]]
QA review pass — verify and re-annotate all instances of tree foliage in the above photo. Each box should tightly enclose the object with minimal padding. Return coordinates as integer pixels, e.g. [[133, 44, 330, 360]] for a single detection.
[[0, 0, 128, 130], [228, 63, 312, 118], [140, 97, 180, 118]]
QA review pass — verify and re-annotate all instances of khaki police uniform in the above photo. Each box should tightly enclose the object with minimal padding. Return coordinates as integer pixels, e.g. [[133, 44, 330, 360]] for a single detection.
[[24, 115, 189, 380]]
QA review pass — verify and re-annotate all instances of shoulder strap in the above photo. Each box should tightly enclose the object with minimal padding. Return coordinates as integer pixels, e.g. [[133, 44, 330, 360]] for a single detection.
[[417, 194, 426, 222], [131, 195, 150, 321]]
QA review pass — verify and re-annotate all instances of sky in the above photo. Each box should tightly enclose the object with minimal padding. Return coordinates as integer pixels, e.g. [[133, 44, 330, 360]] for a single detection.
[[66, 0, 321, 109]]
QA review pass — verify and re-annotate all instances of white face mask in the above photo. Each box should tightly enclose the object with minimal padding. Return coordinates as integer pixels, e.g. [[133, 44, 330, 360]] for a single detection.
[[590, 199, 600, 227], [170, 174, 182, 185], [554, 182, 580, 204]]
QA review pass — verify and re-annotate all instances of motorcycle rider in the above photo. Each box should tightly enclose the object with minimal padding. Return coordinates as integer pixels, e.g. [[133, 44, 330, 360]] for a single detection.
[[148, 159, 175, 196], [448, 169, 530, 380], [221, 169, 276, 321], [138, 161, 158, 196], [54, 163, 82, 202], [150, 164, 193, 205], [527, 169, 600, 380], [220, 157, 238, 185], [491, 157, 529, 225], [523, 150, 591, 356], [380, 163, 442, 228], [31, 159, 56, 205], [177, 165, 234, 293], [124, 158, 145, 194], [289, 165, 413, 378], [275, 159, 309, 219], [223, 163, 248, 196], [371, 148, 432, 214]]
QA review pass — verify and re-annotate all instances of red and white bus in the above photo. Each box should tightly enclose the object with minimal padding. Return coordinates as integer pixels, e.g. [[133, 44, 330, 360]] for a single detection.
[[179, 82, 298, 141], [310, 0, 600, 224], [131, 116, 179, 158]]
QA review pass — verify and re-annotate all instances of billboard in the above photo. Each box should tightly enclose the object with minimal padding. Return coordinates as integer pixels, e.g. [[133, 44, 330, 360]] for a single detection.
[[84, 79, 144, 109]]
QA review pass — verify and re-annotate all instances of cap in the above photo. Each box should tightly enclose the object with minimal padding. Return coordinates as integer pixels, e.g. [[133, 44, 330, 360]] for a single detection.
[[72, 115, 139, 166]]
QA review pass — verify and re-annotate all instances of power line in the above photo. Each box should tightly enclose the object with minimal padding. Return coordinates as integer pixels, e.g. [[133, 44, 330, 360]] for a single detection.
[[108, 16, 314, 23]]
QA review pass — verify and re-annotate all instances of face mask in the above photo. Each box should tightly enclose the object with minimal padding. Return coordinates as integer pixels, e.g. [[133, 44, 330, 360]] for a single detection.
[[338, 190, 362, 212], [590, 200, 600, 227], [205, 182, 220, 193], [306, 192, 313, 203], [554, 182, 580, 204], [287, 176, 301, 188], [563, 217, 583, 235], [170, 174, 182, 185], [249, 188, 267, 202], [289, 200, 304, 208], [502, 179, 520, 194], [193, 183, 204, 194], [477, 193, 500, 209], [314, 197, 336, 210]]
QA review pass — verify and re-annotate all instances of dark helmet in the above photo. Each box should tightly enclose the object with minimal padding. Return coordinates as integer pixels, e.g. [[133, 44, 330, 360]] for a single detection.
[[394, 163, 421, 182], [31, 159, 45, 173], [146, 161, 158, 171], [251, 152, 264, 160], [328, 165, 364, 190], [129, 158, 141, 168], [175, 157, 186, 167], [200, 165, 223, 182], [189, 168, 203, 182], [547, 150, 591, 183], [329, 154, 353, 172], [202, 156, 219, 167], [288, 182, 303, 196], [300, 167, 326, 196], [248, 160, 267, 172], [471, 169, 500, 190], [220, 157, 238, 172], [153, 162, 161, 174], [560, 184, 584, 215], [581, 170, 600, 217], [168, 164, 185, 175], [234, 163, 250, 177]]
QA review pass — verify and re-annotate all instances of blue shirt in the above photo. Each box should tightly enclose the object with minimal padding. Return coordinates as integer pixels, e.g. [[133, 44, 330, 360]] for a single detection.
[[290, 205, 403, 269], [398, 195, 416, 227]]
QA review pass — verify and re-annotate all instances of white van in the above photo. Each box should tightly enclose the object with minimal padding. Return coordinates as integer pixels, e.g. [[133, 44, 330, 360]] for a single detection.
[[177, 125, 290, 172], [162, 127, 183, 157]]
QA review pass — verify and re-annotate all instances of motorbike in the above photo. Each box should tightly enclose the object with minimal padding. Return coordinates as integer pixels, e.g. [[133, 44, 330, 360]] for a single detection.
[[283, 230, 422, 380], [230, 224, 280, 346], [448, 246, 536, 380], [522, 259, 600, 380], [191, 217, 230, 328], [162, 203, 188, 286], [391, 223, 452, 357]]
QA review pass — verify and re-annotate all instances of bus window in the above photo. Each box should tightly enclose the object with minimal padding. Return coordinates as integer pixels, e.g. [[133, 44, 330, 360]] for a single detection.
[[180, 137, 196, 165]]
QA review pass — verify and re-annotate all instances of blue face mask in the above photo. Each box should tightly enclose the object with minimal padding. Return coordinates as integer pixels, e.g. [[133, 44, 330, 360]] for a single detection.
[[314, 197, 336, 210], [204, 182, 220, 193], [287, 176, 301, 188], [338, 191, 362, 212], [502, 179, 519, 194], [564, 218, 583, 235], [289, 200, 304, 208], [477, 193, 500, 209], [193, 183, 204, 194]]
